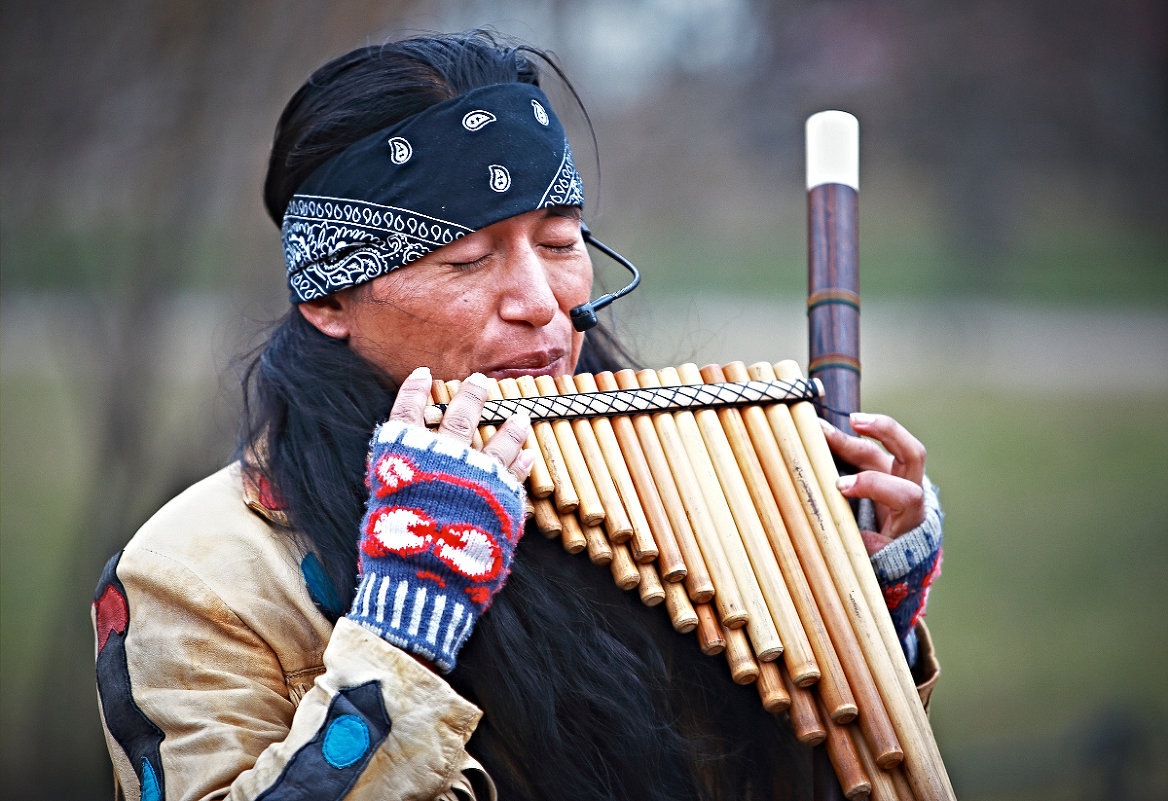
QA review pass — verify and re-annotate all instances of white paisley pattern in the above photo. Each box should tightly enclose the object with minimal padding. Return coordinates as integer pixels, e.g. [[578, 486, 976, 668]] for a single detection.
[[387, 136, 413, 164], [282, 196, 470, 301], [461, 110, 496, 131], [539, 140, 584, 208]]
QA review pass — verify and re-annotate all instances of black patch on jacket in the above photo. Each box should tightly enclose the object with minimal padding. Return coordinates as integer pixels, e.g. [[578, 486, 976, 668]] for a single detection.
[[256, 680, 392, 800], [94, 550, 166, 800]]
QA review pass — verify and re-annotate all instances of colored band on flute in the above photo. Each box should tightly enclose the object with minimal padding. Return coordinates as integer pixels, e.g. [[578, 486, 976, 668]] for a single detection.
[[806, 288, 860, 313], [807, 353, 861, 376], [424, 378, 823, 427]]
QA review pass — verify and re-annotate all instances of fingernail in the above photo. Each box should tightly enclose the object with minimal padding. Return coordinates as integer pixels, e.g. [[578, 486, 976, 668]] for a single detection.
[[464, 372, 491, 390], [408, 366, 431, 381], [515, 449, 536, 476], [836, 475, 856, 491], [510, 409, 531, 428], [850, 412, 874, 426]]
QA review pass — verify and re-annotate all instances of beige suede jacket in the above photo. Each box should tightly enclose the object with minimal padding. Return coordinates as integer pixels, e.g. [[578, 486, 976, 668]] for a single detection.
[[93, 463, 493, 801], [93, 462, 939, 801]]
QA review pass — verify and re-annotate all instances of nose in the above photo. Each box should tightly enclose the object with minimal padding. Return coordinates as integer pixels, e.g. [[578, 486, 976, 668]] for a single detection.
[[497, 243, 559, 328]]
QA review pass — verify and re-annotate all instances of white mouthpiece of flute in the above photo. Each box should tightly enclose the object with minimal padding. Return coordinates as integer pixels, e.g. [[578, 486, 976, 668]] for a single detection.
[[805, 110, 859, 190]]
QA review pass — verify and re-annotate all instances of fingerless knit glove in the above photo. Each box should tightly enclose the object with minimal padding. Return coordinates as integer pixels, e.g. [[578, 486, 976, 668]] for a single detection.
[[347, 420, 525, 672], [868, 478, 944, 667]]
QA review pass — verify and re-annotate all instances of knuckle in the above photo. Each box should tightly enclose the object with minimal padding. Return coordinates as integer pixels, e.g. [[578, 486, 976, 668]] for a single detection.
[[496, 415, 524, 440], [906, 483, 925, 508], [442, 415, 477, 440], [389, 401, 423, 422]]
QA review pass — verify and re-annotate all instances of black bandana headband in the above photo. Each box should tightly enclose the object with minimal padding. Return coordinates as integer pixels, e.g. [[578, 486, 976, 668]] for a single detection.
[[281, 83, 584, 302]]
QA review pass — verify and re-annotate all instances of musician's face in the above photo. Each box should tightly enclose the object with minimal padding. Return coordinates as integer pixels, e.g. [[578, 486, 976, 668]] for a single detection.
[[299, 206, 592, 385]]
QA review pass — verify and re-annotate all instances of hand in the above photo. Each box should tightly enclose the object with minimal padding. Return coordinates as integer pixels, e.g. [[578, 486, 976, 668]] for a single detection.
[[347, 367, 532, 672], [388, 367, 535, 483], [819, 412, 928, 555]]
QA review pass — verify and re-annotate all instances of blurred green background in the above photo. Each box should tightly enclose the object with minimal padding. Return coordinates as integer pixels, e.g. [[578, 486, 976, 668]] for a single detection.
[[2, 1, 1166, 798]]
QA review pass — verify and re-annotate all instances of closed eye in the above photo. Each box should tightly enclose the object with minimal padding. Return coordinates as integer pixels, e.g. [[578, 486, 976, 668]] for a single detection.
[[449, 254, 490, 271], [542, 242, 580, 254]]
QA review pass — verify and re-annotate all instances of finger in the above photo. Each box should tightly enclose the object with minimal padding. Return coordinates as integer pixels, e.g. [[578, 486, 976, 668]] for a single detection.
[[848, 412, 927, 486], [482, 411, 532, 475], [859, 528, 893, 556], [837, 472, 925, 536], [389, 366, 433, 427], [819, 417, 894, 474], [511, 449, 536, 483], [437, 372, 491, 443]]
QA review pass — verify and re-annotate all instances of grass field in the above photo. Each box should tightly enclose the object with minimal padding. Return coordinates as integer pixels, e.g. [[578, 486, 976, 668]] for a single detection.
[[876, 387, 1168, 798], [3, 294, 1167, 798]]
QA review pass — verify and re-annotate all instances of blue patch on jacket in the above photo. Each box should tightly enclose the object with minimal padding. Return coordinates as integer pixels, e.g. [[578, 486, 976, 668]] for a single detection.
[[256, 681, 392, 799], [301, 552, 345, 620]]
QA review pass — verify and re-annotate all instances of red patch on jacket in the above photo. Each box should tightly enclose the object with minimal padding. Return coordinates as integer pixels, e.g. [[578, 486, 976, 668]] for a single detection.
[[94, 584, 129, 654]]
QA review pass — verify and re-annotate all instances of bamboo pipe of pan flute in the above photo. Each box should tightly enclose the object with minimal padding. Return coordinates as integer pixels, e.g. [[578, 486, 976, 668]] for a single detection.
[[740, 360, 899, 749], [774, 359, 953, 800], [607, 539, 641, 590], [755, 658, 791, 714], [596, 371, 713, 602], [636, 560, 666, 606], [567, 372, 669, 566], [509, 376, 576, 512], [662, 577, 700, 633], [579, 520, 613, 565], [818, 694, 871, 800], [694, 603, 725, 655], [549, 374, 639, 548], [752, 360, 904, 771], [531, 497, 562, 539], [556, 508, 588, 555], [526, 375, 603, 524], [715, 361, 857, 717], [782, 661, 827, 747], [852, 724, 914, 801], [684, 362, 821, 688], [615, 369, 735, 616], [495, 377, 556, 499], [721, 622, 760, 685], [655, 365, 783, 661]]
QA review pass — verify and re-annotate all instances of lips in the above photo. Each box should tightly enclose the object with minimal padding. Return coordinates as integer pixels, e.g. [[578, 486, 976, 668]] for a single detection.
[[484, 348, 567, 380]]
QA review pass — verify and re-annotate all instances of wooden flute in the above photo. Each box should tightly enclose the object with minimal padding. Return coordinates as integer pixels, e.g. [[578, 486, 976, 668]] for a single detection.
[[806, 111, 955, 800]]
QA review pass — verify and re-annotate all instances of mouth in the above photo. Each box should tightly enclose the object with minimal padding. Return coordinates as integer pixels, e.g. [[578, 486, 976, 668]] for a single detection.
[[484, 349, 568, 381]]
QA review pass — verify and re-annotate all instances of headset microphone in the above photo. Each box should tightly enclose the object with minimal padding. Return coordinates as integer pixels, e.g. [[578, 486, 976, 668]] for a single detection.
[[570, 224, 642, 332]]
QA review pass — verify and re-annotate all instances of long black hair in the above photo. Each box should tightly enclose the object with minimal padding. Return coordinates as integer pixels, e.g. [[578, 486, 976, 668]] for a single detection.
[[240, 30, 809, 800]]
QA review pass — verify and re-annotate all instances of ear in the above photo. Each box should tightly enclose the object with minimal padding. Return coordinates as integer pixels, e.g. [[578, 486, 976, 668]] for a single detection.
[[297, 295, 352, 340]]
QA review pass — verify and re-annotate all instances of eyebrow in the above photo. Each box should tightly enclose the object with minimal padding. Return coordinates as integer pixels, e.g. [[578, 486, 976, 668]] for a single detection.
[[544, 205, 583, 221]]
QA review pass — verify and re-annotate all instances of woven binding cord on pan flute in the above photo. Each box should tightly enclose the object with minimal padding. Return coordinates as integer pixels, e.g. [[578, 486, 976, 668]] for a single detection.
[[423, 377, 823, 427]]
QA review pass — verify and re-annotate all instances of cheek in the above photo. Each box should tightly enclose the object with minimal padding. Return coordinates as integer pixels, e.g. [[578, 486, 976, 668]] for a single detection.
[[557, 258, 594, 308], [568, 329, 586, 372]]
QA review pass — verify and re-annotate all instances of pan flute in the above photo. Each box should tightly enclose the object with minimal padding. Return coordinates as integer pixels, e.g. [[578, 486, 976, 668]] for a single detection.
[[425, 361, 955, 800]]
